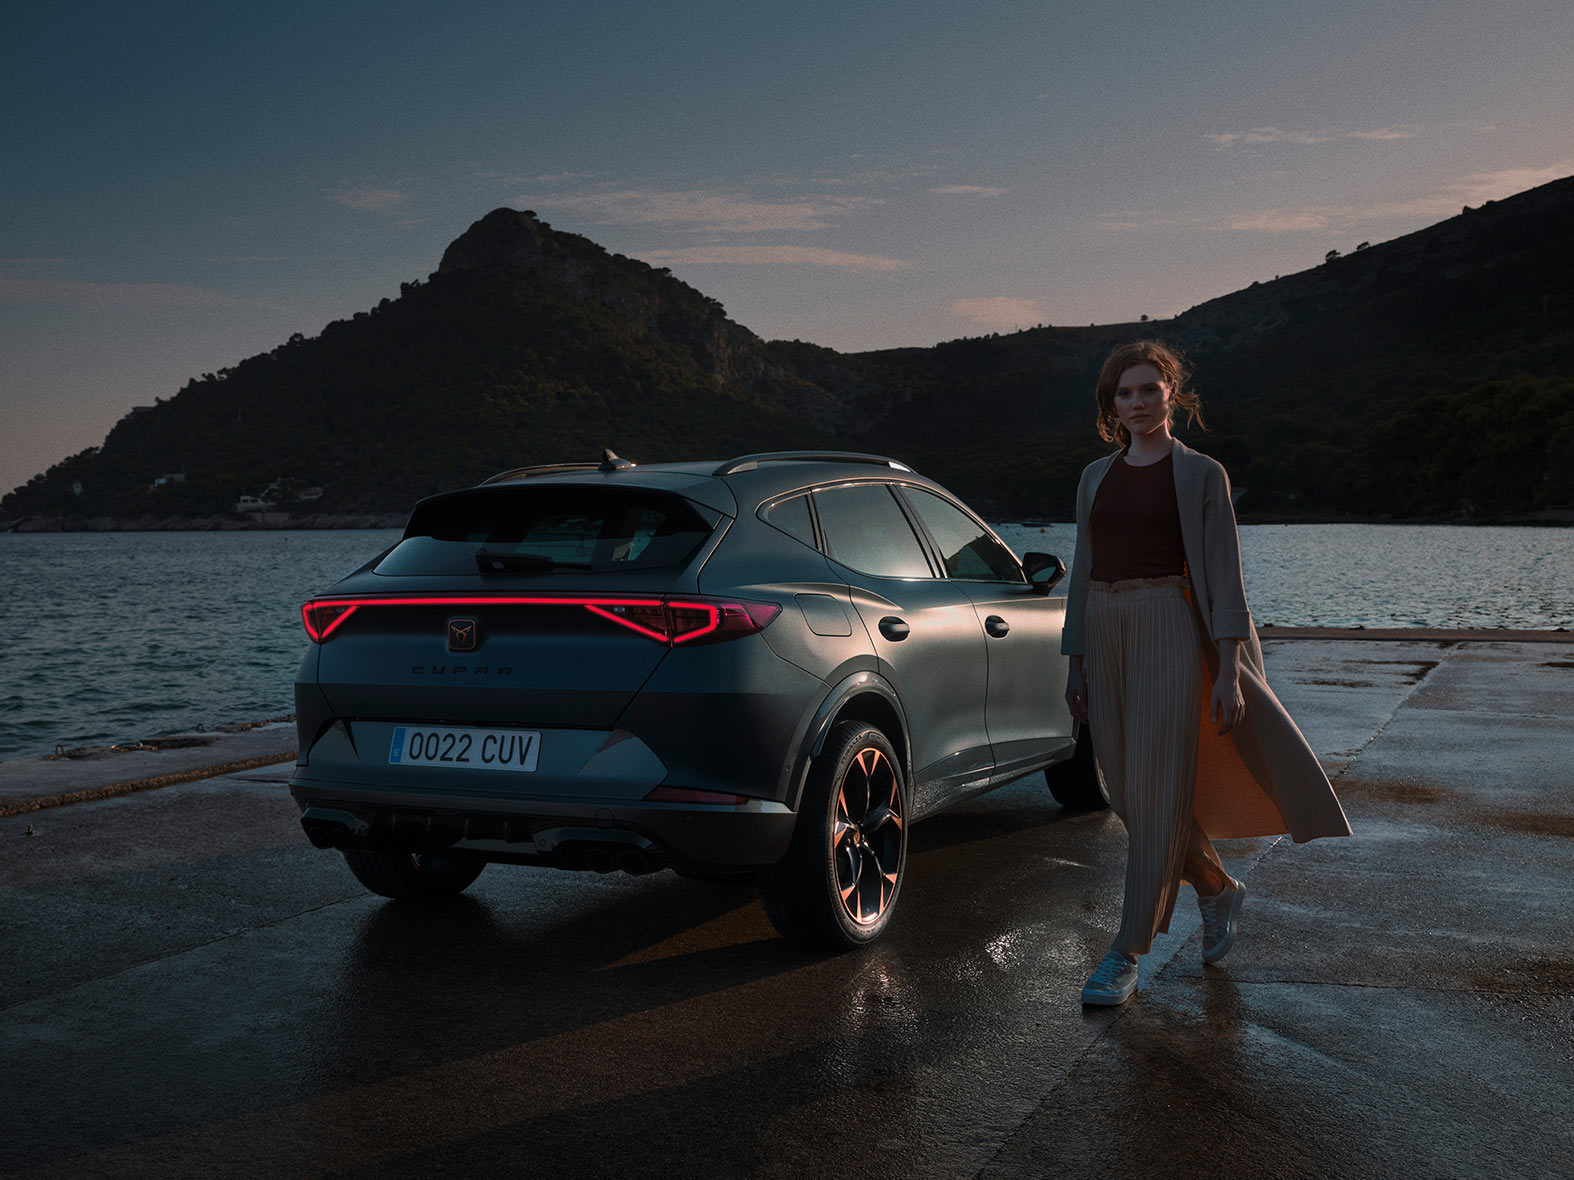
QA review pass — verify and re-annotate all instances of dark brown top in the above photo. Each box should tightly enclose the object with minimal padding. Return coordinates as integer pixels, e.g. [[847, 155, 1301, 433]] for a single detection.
[[1088, 451, 1186, 581]]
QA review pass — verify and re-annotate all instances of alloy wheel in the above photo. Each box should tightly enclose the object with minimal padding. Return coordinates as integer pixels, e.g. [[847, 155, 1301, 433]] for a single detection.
[[831, 746, 905, 925]]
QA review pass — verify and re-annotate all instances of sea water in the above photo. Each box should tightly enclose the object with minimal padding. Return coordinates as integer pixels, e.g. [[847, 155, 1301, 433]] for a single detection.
[[0, 525, 1568, 759]]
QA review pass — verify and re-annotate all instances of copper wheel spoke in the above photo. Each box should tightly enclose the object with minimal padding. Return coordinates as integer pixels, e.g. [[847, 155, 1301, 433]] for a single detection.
[[833, 744, 905, 928]]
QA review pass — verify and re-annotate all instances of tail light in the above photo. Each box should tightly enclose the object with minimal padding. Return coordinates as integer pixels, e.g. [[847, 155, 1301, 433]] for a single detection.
[[302, 601, 359, 641], [299, 595, 780, 645], [585, 599, 781, 645]]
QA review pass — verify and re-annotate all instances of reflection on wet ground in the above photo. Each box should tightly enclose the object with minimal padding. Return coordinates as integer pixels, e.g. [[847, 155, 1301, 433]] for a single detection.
[[1, 640, 1571, 1179]]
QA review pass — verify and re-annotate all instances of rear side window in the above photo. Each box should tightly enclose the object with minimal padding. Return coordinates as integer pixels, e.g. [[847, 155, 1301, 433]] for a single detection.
[[375, 487, 716, 576], [813, 483, 933, 578], [764, 494, 816, 547], [903, 488, 1025, 582]]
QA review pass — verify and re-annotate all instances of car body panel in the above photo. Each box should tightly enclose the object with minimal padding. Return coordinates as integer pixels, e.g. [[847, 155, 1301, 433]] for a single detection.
[[837, 576, 992, 818], [609, 633, 826, 801], [314, 603, 672, 731], [955, 581, 1074, 777]]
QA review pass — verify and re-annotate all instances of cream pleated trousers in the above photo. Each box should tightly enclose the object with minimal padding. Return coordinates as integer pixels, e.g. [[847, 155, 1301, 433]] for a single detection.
[[1086, 577, 1226, 956]]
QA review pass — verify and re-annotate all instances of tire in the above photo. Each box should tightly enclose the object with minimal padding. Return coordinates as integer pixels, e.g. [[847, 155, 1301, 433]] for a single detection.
[[341, 849, 486, 900], [1044, 723, 1110, 811], [759, 722, 908, 950]]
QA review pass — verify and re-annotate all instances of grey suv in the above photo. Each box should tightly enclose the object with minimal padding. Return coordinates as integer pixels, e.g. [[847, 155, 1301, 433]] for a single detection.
[[290, 451, 1105, 948]]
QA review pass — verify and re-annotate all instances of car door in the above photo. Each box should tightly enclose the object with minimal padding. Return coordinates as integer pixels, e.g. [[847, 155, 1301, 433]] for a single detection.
[[898, 485, 1073, 783], [811, 481, 993, 817]]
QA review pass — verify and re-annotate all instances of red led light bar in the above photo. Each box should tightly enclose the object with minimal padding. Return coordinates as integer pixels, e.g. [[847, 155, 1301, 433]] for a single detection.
[[299, 594, 780, 645]]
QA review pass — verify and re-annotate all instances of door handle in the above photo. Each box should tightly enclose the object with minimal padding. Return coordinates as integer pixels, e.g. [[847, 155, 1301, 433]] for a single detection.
[[984, 615, 1010, 638], [878, 616, 910, 641]]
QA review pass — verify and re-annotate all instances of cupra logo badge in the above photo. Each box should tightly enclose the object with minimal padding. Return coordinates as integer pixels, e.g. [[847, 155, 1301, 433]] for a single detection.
[[447, 617, 478, 652]]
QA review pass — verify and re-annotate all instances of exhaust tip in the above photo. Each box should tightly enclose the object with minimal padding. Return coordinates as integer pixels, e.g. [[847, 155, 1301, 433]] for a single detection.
[[304, 822, 352, 850], [301, 807, 368, 851], [584, 848, 617, 874], [617, 849, 650, 875]]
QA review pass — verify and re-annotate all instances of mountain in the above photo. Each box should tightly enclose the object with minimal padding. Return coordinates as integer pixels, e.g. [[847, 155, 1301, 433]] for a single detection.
[[834, 176, 1574, 519], [5, 177, 1573, 528]]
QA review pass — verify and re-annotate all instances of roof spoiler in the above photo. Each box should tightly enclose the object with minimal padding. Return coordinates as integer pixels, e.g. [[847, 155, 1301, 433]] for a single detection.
[[481, 449, 636, 484]]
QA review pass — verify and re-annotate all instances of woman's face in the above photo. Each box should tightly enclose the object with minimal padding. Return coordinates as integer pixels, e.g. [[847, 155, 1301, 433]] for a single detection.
[[1112, 363, 1172, 440]]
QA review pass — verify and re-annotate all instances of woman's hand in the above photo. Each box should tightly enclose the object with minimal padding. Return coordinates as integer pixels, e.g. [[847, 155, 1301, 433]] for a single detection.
[[1065, 656, 1088, 724], [1211, 672, 1244, 734], [1212, 638, 1245, 733]]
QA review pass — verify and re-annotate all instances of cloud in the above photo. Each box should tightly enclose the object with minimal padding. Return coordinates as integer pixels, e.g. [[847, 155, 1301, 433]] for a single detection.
[[1453, 161, 1574, 203], [1208, 160, 1574, 233], [0, 277, 258, 309], [928, 185, 1007, 197], [1207, 126, 1417, 149], [1346, 127, 1417, 141], [514, 187, 879, 233], [951, 296, 1045, 327], [637, 246, 910, 271], [808, 165, 945, 187], [1207, 128, 1333, 147], [329, 186, 411, 215], [1210, 210, 1335, 233], [1097, 209, 1179, 231]]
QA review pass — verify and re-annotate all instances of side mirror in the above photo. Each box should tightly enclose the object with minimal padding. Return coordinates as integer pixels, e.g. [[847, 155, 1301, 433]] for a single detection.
[[1022, 552, 1066, 595]]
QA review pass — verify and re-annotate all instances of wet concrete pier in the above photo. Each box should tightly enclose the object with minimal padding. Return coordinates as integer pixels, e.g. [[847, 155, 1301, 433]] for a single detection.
[[1, 637, 1570, 1179]]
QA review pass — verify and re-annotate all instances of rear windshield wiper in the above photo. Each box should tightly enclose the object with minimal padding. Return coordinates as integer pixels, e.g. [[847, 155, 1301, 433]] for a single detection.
[[474, 549, 592, 574]]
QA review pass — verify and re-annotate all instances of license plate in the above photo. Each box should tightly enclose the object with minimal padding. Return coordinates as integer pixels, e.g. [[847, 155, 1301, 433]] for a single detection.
[[388, 725, 540, 772]]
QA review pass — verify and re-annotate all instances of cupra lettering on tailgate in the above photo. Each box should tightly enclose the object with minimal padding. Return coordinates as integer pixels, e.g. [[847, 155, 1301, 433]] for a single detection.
[[409, 666, 514, 675]]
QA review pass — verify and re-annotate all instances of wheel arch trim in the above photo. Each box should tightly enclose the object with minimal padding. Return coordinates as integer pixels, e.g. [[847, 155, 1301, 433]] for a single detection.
[[788, 671, 912, 812]]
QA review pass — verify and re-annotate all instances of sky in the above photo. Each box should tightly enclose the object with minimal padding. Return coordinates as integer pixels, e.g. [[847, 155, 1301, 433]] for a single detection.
[[4, 0, 1573, 496]]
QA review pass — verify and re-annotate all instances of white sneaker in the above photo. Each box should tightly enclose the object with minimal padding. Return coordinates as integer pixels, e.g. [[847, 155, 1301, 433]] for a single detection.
[[1199, 878, 1245, 964], [1081, 950, 1138, 1006]]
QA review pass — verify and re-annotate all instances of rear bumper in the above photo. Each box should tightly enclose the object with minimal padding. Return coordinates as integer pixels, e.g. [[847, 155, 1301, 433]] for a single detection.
[[288, 773, 797, 872]]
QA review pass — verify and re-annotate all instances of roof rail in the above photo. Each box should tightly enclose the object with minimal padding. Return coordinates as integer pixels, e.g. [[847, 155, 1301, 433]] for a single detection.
[[712, 451, 914, 477], [480, 463, 599, 485]]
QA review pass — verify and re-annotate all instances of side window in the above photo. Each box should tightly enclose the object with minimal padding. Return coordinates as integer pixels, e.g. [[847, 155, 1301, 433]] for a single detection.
[[813, 483, 933, 578], [903, 488, 1025, 582], [764, 494, 816, 547]]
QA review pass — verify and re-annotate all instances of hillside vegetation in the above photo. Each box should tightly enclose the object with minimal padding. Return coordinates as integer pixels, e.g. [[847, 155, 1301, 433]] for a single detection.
[[6, 178, 1573, 527]]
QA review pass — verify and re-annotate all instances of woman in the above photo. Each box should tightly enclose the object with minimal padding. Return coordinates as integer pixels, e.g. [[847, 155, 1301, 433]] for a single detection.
[[1061, 340, 1350, 1006]]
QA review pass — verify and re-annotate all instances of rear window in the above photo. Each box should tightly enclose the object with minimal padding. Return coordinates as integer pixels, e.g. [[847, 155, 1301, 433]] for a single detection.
[[375, 487, 717, 576]]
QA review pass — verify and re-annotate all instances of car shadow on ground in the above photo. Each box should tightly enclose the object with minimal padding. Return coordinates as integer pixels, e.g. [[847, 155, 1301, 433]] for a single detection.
[[324, 781, 1116, 1083]]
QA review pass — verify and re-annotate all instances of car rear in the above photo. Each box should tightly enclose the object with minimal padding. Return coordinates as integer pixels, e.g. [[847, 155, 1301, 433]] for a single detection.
[[288, 470, 821, 875]]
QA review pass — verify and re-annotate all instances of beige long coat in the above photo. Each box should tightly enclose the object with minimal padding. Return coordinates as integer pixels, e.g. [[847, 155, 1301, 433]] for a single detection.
[[1061, 439, 1352, 842]]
